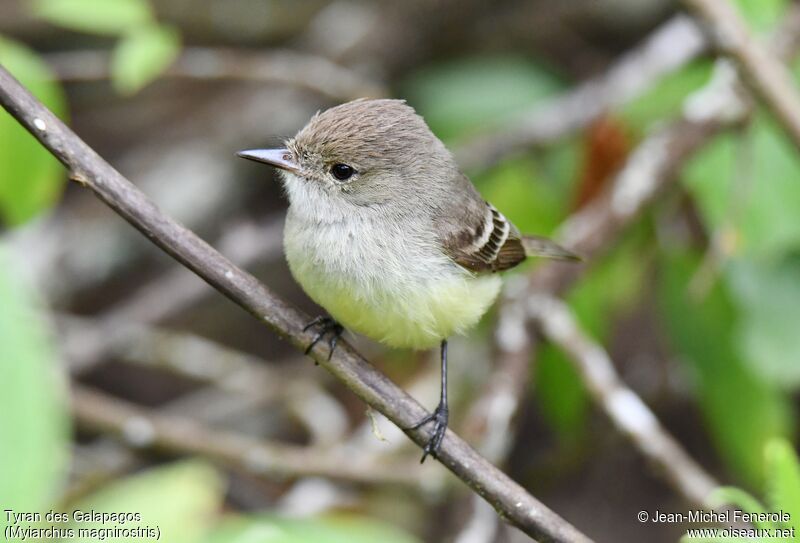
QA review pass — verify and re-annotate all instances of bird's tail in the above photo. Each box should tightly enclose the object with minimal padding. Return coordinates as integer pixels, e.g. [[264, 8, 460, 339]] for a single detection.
[[521, 235, 581, 261]]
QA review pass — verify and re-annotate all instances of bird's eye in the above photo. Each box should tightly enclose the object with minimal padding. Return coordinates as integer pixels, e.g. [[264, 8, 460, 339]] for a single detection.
[[330, 163, 355, 181]]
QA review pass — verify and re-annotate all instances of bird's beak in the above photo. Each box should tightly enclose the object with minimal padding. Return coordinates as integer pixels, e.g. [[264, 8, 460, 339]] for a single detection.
[[236, 148, 300, 174]]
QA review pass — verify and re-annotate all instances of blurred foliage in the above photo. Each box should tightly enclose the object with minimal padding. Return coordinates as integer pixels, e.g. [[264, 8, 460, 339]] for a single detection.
[[66, 461, 223, 543], [658, 250, 792, 485], [0, 251, 69, 526], [33, 0, 181, 94], [621, 61, 712, 132], [33, 0, 154, 35], [733, 0, 787, 33], [681, 438, 800, 542], [111, 23, 180, 94], [404, 22, 800, 485], [202, 514, 421, 543], [727, 256, 800, 388], [537, 226, 649, 437], [684, 116, 800, 259], [403, 56, 563, 142], [0, 36, 66, 225], [3, 455, 422, 543], [2, 0, 800, 540]]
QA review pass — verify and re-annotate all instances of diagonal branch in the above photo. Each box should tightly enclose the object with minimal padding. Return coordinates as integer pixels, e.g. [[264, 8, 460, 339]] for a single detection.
[[488, 2, 800, 510], [0, 65, 592, 543], [454, 14, 708, 171], [528, 295, 719, 506], [683, 0, 800, 152]]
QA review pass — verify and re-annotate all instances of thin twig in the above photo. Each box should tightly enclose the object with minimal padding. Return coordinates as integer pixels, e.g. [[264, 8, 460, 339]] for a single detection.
[[454, 14, 708, 171], [0, 66, 592, 543], [47, 47, 387, 101], [61, 216, 284, 374], [683, 0, 800, 151], [72, 385, 420, 487], [528, 295, 719, 507], [61, 316, 353, 446]]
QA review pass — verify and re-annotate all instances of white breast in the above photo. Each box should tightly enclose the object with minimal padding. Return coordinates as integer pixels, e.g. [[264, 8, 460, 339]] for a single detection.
[[282, 198, 501, 350]]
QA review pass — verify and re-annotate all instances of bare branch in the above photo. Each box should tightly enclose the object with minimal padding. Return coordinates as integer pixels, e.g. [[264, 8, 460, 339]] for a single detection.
[[47, 47, 387, 101], [487, 2, 800, 510], [61, 316, 353, 446], [0, 66, 592, 543], [454, 15, 708, 171], [528, 295, 719, 506], [683, 0, 800, 152], [72, 385, 420, 487]]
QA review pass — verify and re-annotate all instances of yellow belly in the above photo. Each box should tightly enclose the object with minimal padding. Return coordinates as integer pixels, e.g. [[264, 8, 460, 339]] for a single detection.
[[289, 258, 502, 349]]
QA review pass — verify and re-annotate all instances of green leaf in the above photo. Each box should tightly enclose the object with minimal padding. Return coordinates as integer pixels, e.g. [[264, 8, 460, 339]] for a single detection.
[[764, 439, 800, 533], [657, 249, 792, 484], [111, 24, 180, 94], [709, 486, 767, 517], [202, 514, 421, 543], [0, 36, 67, 226], [620, 61, 712, 132], [680, 487, 772, 543], [33, 0, 153, 35], [67, 461, 224, 543], [709, 487, 782, 533], [733, 0, 788, 33], [0, 248, 70, 525], [402, 56, 564, 141], [726, 257, 800, 388], [683, 115, 800, 259]]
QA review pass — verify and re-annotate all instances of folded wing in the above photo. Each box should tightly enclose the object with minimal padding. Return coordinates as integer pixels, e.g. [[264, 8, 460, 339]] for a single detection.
[[438, 175, 579, 274]]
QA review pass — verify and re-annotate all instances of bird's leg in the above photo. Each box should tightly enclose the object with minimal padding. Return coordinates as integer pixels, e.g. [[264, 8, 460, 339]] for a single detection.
[[303, 316, 344, 361], [408, 339, 449, 463]]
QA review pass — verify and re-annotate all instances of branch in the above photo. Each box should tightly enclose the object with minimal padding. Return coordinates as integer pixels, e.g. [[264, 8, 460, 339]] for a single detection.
[[61, 316, 354, 446], [489, 3, 800, 509], [473, 116, 721, 497], [47, 47, 387, 101], [528, 295, 719, 506], [454, 15, 708, 171], [0, 66, 592, 543], [683, 0, 800, 152], [72, 385, 420, 487]]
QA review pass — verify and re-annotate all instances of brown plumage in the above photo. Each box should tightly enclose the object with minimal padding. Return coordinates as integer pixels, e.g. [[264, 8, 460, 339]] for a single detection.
[[284, 98, 578, 274], [436, 174, 577, 274], [237, 98, 579, 462]]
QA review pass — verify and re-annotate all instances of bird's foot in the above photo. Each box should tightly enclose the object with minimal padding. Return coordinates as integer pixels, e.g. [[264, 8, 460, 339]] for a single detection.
[[408, 402, 449, 463], [303, 316, 344, 361]]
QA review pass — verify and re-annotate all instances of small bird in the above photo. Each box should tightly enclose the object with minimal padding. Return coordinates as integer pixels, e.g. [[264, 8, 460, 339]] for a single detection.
[[238, 99, 577, 461]]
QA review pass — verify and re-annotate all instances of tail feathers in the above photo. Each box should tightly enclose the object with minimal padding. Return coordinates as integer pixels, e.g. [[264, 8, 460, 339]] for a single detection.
[[521, 235, 582, 261]]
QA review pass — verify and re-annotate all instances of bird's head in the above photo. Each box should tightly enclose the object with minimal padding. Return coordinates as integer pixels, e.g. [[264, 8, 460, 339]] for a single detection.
[[237, 99, 456, 212]]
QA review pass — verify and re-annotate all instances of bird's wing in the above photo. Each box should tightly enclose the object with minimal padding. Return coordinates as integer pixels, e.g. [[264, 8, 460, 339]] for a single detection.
[[437, 175, 579, 274]]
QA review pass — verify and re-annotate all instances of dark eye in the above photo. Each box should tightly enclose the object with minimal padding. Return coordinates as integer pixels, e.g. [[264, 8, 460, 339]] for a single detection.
[[330, 163, 355, 181]]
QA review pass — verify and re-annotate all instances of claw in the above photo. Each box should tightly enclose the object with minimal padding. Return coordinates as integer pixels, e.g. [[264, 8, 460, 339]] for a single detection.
[[302, 316, 344, 361], [303, 315, 327, 332], [408, 404, 449, 463]]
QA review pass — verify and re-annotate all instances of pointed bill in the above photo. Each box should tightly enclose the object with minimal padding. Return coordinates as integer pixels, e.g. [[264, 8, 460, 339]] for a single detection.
[[236, 148, 300, 174]]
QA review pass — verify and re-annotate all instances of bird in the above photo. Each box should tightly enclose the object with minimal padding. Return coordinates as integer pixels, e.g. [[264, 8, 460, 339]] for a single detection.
[[237, 98, 578, 461]]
